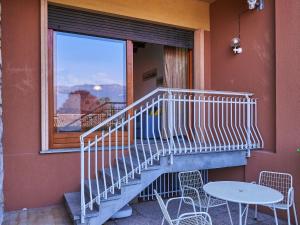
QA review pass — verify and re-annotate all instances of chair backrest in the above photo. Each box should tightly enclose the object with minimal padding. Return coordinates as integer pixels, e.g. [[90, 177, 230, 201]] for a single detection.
[[178, 170, 206, 196], [154, 190, 173, 225], [259, 171, 293, 205]]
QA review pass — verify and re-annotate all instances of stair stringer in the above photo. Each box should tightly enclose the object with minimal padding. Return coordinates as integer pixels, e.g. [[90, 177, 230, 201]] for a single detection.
[[80, 150, 247, 225]]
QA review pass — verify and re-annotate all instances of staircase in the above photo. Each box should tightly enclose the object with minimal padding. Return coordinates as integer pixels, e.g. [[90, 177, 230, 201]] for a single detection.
[[64, 88, 263, 225]]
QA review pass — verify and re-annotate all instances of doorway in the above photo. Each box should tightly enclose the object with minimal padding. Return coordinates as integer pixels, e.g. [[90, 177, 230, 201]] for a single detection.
[[133, 42, 192, 101]]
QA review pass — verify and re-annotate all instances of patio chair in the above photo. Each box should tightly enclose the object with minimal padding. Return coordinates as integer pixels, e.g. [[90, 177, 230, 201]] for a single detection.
[[254, 171, 298, 225], [178, 171, 233, 225], [154, 190, 212, 225]]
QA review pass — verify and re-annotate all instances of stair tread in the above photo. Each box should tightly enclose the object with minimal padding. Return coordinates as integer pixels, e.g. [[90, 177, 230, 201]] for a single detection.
[[84, 179, 122, 201], [64, 192, 99, 221], [104, 167, 141, 185]]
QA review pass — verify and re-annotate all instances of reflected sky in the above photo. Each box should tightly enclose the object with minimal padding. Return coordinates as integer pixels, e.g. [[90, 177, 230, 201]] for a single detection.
[[54, 32, 127, 110], [55, 32, 126, 87]]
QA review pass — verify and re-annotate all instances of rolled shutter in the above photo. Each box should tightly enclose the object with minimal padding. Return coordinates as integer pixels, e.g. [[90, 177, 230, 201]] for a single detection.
[[48, 4, 194, 49]]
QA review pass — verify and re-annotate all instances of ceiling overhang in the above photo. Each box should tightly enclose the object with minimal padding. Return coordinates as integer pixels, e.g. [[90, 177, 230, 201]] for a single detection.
[[47, 0, 211, 31]]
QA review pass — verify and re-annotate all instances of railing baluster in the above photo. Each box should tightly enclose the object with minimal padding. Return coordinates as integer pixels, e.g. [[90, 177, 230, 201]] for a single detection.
[[217, 97, 225, 150], [95, 135, 100, 205], [212, 97, 221, 150], [221, 97, 230, 150], [173, 94, 182, 154], [203, 97, 211, 152], [188, 95, 197, 152], [121, 118, 128, 183], [254, 99, 264, 148], [234, 97, 243, 149], [140, 106, 148, 169], [151, 98, 159, 157], [134, 110, 141, 174], [101, 131, 107, 199], [183, 95, 192, 153], [207, 97, 217, 151], [115, 122, 121, 188], [87, 140, 93, 210], [250, 99, 259, 148], [146, 102, 153, 165], [178, 95, 187, 153], [230, 97, 239, 150], [198, 96, 206, 151], [168, 91, 175, 155], [108, 127, 114, 194], [194, 95, 201, 152], [157, 95, 165, 156], [127, 114, 134, 179], [80, 138, 86, 223]]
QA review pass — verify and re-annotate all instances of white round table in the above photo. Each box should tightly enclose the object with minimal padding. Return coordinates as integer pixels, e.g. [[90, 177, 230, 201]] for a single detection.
[[203, 181, 284, 225]]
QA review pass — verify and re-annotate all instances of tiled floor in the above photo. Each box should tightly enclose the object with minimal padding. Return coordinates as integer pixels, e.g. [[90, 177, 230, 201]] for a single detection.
[[3, 200, 288, 225]]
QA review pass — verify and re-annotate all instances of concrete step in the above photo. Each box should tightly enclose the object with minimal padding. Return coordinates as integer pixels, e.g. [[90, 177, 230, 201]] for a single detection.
[[84, 179, 121, 202], [104, 167, 141, 186], [64, 192, 99, 222]]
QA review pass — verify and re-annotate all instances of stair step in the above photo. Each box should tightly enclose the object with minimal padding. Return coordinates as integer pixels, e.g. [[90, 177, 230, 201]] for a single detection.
[[84, 179, 121, 202], [117, 158, 141, 178], [104, 167, 141, 186], [64, 192, 99, 221]]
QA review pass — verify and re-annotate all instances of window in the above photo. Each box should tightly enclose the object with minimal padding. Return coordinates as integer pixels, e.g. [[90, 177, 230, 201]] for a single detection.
[[48, 31, 127, 149]]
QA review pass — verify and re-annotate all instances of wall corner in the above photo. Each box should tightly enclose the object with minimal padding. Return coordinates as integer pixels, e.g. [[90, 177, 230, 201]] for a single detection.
[[0, 0, 4, 223]]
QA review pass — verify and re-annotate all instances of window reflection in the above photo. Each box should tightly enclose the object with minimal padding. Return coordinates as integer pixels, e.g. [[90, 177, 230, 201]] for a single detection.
[[53, 32, 126, 132]]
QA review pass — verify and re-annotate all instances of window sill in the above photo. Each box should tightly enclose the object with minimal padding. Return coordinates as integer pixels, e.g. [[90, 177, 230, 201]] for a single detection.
[[40, 145, 130, 154]]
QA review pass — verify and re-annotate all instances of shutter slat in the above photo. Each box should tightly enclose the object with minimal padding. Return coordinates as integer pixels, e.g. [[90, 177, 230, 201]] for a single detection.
[[48, 5, 194, 49]]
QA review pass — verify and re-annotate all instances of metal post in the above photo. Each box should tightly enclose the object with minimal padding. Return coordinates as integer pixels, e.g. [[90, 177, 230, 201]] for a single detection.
[[80, 138, 85, 223], [168, 90, 174, 163], [246, 96, 252, 157]]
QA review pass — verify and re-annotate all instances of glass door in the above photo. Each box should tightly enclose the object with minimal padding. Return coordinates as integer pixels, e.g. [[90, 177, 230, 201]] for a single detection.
[[49, 31, 128, 148]]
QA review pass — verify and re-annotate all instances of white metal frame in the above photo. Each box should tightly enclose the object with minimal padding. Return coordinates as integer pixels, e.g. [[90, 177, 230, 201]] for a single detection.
[[79, 88, 263, 223], [255, 171, 298, 225], [178, 170, 233, 225], [139, 171, 208, 201], [154, 190, 212, 225]]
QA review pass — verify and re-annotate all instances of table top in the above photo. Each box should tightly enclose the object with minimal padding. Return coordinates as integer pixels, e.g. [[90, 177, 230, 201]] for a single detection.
[[203, 181, 284, 205]]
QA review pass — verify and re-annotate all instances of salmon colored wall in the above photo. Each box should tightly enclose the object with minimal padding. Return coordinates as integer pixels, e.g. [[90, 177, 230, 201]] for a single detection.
[[2, 0, 102, 211], [209, 0, 300, 220]]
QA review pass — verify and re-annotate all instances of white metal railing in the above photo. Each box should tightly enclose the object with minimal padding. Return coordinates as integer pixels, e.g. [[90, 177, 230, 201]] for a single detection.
[[79, 88, 263, 222], [139, 170, 208, 201]]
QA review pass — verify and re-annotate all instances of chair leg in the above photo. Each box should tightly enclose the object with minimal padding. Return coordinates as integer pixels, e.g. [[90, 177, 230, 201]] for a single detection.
[[254, 204, 258, 220], [287, 207, 291, 225], [206, 196, 211, 213], [226, 202, 234, 225], [176, 198, 183, 218], [293, 203, 299, 225]]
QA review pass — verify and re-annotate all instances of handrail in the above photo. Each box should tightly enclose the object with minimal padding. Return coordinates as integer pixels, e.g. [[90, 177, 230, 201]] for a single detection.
[[79, 88, 261, 224], [80, 88, 253, 140]]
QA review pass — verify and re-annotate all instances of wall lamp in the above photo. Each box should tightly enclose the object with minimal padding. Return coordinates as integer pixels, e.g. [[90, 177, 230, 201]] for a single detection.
[[247, 0, 264, 10], [230, 37, 242, 55]]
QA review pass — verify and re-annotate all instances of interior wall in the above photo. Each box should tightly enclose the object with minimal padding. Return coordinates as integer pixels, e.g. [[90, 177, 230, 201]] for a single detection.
[[209, 0, 300, 220], [133, 44, 164, 100]]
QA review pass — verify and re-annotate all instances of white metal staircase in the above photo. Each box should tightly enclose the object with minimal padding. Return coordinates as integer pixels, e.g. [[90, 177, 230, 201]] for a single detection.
[[64, 88, 263, 225]]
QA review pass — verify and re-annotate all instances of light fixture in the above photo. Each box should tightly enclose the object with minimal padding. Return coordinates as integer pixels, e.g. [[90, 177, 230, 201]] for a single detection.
[[230, 37, 243, 55], [247, 0, 264, 10]]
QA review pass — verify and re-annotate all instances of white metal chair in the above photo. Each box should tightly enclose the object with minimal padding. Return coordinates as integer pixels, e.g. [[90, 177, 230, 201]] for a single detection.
[[154, 190, 212, 225], [254, 171, 298, 225], [178, 171, 233, 225]]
